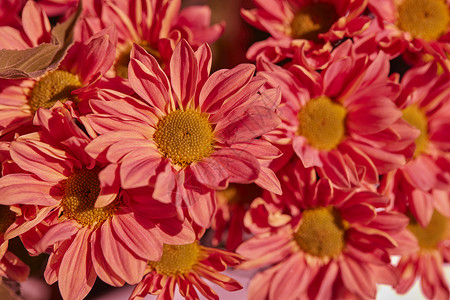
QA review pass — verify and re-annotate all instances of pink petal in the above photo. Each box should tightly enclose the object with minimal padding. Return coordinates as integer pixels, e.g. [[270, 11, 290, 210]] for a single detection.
[[199, 64, 255, 113], [21, 1, 51, 46], [34, 221, 78, 253], [255, 166, 282, 195], [170, 39, 198, 108], [99, 219, 147, 284], [214, 105, 280, 144], [59, 227, 97, 300], [0, 174, 60, 206], [129, 44, 172, 113], [120, 148, 163, 189]]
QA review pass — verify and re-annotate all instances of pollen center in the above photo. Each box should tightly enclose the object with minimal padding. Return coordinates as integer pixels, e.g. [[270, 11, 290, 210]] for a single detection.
[[148, 242, 200, 276], [402, 105, 429, 157], [290, 3, 339, 41], [407, 210, 449, 250], [115, 42, 162, 79], [397, 0, 450, 41], [0, 205, 15, 234], [61, 168, 120, 227], [298, 96, 347, 151], [153, 109, 215, 167], [218, 183, 262, 206], [294, 206, 347, 257], [28, 70, 81, 113]]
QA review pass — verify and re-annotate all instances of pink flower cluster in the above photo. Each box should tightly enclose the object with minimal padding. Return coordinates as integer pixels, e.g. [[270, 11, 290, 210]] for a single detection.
[[0, 0, 449, 300]]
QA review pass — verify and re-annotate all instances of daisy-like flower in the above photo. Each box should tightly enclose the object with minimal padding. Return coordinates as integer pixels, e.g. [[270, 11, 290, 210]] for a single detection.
[[85, 40, 281, 227], [130, 234, 244, 300], [367, 0, 450, 62], [241, 0, 371, 68], [0, 103, 195, 299], [0, 3, 117, 137], [380, 61, 450, 227], [391, 205, 450, 300], [258, 41, 417, 188], [237, 160, 407, 300], [77, 0, 224, 78]]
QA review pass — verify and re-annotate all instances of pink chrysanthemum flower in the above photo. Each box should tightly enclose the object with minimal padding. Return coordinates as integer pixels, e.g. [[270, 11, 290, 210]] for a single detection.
[[258, 42, 417, 188], [130, 232, 244, 300], [380, 62, 450, 227], [237, 160, 407, 300], [77, 0, 224, 78], [389, 204, 450, 300], [367, 0, 450, 62], [0, 104, 195, 299], [0, 6, 117, 137], [85, 40, 281, 227], [241, 0, 371, 68]]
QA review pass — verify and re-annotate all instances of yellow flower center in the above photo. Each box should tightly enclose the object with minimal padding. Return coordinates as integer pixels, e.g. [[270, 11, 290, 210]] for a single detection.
[[217, 183, 261, 206], [294, 206, 348, 257], [61, 168, 120, 227], [408, 210, 449, 250], [148, 242, 200, 276], [290, 3, 339, 41], [397, 0, 450, 41], [0, 205, 15, 234], [153, 109, 215, 168], [115, 42, 162, 79], [297, 96, 347, 151], [402, 105, 429, 157], [28, 70, 82, 113]]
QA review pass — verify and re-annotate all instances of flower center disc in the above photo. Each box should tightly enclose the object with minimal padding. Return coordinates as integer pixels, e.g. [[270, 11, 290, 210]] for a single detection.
[[298, 96, 347, 151], [153, 109, 215, 168], [148, 242, 200, 276], [402, 105, 429, 157], [61, 168, 120, 227], [29, 70, 81, 113], [0, 205, 15, 234], [294, 206, 347, 257], [218, 183, 262, 206], [397, 0, 450, 41], [115, 42, 162, 79], [290, 3, 339, 41], [408, 210, 449, 249]]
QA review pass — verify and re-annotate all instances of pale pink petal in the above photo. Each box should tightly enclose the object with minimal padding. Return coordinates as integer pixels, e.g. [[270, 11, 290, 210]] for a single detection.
[[255, 166, 282, 195], [59, 227, 97, 300], [0, 174, 60, 206], [111, 212, 163, 261], [99, 219, 147, 284], [340, 257, 377, 299], [129, 44, 172, 113], [34, 221, 78, 253], [214, 105, 280, 144], [120, 148, 163, 189], [170, 39, 198, 108], [199, 64, 255, 113], [21, 1, 51, 46], [409, 188, 434, 227]]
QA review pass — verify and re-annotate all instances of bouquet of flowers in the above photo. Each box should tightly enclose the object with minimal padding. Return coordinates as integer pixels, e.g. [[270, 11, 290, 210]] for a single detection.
[[0, 0, 449, 299]]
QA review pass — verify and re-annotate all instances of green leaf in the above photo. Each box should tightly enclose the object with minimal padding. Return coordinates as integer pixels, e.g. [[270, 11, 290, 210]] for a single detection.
[[0, 4, 82, 79]]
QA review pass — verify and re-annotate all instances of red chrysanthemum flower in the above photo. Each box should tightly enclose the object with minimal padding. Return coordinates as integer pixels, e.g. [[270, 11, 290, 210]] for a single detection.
[[0, 103, 195, 299], [380, 62, 450, 227], [389, 205, 450, 300], [241, 0, 371, 68], [130, 238, 244, 300], [85, 40, 281, 227], [237, 160, 407, 300], [365, 0, 450, 63], [77, 0, 224, 78], [258, 42, 417, 188], [0, 8, 117, 138]]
